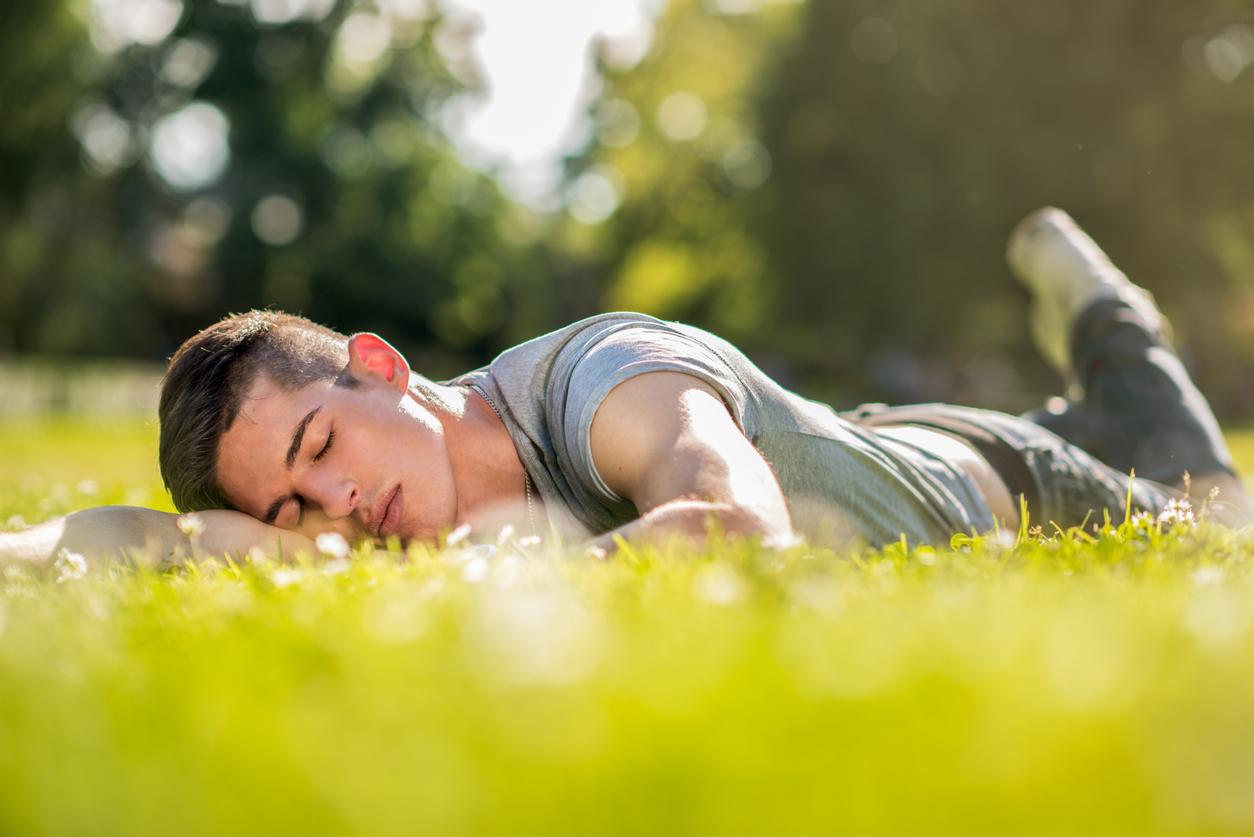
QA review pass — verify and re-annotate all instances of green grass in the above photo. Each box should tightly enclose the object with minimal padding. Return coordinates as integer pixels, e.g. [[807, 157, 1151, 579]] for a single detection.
[[5, 419, 1254, 835], [0, 417, 174, 526]]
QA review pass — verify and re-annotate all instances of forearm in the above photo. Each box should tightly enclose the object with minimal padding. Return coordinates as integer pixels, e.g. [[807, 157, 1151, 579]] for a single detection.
[[0, 506, 316, 575], [589, 498, 797, 554]]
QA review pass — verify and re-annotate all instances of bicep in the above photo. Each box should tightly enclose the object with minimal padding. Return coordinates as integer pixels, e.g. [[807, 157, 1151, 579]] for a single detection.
[[588, 371, 784, 516]]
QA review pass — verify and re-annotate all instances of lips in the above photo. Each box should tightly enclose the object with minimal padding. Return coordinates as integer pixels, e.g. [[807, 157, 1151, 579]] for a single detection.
[[370, 484, 404, 539]]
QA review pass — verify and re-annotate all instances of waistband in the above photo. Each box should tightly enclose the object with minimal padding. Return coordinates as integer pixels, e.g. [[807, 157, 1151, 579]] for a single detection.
[[844, 403, 1042, 526]]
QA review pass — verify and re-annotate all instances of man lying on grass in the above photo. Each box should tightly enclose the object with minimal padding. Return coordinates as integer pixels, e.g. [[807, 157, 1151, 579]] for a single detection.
[[2, 208, 1250, 571]]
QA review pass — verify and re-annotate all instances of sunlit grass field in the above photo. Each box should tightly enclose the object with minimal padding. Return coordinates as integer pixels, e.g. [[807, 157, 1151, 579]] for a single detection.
[[6, 420, 1254, 835]]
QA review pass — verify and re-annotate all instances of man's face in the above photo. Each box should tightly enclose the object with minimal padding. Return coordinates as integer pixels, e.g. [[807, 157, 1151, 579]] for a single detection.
[[215, 369, 459, 547]]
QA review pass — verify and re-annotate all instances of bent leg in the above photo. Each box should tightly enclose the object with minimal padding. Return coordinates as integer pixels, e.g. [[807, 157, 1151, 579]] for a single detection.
[[1070, 304, 1250, 522], [1037, 297, 1236, 485], [1009, 208, 1250, 524]]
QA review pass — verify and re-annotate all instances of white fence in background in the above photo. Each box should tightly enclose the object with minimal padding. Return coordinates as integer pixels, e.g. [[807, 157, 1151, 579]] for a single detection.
[[0, 360, 165, 418]]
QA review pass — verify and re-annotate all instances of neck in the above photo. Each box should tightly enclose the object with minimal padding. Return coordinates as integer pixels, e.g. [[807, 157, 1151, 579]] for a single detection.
[[425, 382, 530, 531]]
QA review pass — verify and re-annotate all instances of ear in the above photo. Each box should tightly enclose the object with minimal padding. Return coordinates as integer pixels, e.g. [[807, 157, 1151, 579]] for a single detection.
[[346, 333, 411, 394]]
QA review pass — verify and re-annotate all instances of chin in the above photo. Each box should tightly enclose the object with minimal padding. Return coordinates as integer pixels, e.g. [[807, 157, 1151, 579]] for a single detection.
[[398, 521, 443, 549]]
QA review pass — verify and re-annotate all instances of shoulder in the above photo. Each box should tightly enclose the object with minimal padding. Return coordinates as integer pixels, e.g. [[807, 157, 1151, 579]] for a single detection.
[[588, 371, 731, 500]]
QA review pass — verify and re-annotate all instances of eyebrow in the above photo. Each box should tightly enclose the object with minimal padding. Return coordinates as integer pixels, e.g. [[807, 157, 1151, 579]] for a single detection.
[[286, 407, 322, 470], [263, 406, 322, 525]]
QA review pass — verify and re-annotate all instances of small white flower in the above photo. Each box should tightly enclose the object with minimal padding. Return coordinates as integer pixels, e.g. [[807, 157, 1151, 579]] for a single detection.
[[462, 557, 490, 583], [176, 513, 206, 538], [322, 557, 351, 576], [1192, 566, 1225, 587], [446, 524, 472, 546], [247, 546, 268, 564], [315, 532, 351, 559], [76, 480, 99, 496], [1158, 498, 1196, 529], [54, 549, 88, 584], [453, 544, 497, 563], [271, 568, 303, 589], [6, 515, 26, 531], [518, 535, 542, 548], [496, 524, 516, 544], [693, 563, 747, 606]]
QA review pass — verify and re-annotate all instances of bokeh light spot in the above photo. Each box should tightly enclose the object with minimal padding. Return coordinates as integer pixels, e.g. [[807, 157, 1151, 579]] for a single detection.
[[708, 0, 765, 15], [71, 101, 141, 175], [851, 17, 898, 64], [256, 34, 305, 81], [1183, 37, 1211, 81], [150, 102, 231, 191], [321, 125, 372, 175], [160, 37, 218, 89], [251, 194, 304, 245], [250, 0, 335, 26], [378, 0, 434, 22], [370, 118, 418, 167], [594, 99, 641, 148], [182, 197, 232, 247], [91, 0, 183, 52], [722, 141, 771, 190], [568, 165, 624, 224], [338, 11, 394, 65], [1204, 25, 1254, 83], [656, 91, 708, 142], [916, 49, 963, 97], [429, 159, 479, 207]]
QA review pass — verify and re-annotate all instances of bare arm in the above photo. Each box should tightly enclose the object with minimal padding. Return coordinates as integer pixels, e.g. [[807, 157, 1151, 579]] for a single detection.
[[0, 506, 316, 575], [587, 371, 796, 552]]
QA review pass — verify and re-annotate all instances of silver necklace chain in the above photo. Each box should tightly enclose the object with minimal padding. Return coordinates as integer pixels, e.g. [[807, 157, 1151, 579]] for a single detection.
[[467, 384, 537, 538]]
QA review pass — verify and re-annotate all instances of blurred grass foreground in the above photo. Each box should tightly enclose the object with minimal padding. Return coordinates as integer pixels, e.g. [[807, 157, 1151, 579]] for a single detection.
[[6, 403, 1254, 833], [6, 510, 1254, 834]]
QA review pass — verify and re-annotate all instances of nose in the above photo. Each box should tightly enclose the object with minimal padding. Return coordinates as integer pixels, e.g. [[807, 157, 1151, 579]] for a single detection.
[[297, 471, 364, 530]]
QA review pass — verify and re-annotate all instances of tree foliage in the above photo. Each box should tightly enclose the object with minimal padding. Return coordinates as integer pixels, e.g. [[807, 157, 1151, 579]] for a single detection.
[[9, 0, 1254, 417], [0, 0, 543, 376], [581, 0, 1254, 416]]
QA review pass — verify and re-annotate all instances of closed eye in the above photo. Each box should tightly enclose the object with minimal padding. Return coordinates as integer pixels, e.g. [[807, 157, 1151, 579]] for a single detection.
[[266, 495, 304, 528], [313, 428, 336, 463]]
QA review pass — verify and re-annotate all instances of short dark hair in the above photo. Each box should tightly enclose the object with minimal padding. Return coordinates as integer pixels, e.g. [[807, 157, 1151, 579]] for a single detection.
[[158, 311, 358, 513]]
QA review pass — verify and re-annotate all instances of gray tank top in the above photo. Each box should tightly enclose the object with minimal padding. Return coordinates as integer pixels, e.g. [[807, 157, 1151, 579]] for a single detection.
[[449, 313, 994, 547]]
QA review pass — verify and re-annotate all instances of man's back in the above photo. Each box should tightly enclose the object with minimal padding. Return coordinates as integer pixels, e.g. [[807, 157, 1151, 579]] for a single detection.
[[451, 312, 997, 547]]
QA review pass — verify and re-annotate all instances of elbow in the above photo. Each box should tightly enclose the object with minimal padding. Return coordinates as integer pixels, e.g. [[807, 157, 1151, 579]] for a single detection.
[[721, 503, 799, 549], [652, 499, 797, 548]]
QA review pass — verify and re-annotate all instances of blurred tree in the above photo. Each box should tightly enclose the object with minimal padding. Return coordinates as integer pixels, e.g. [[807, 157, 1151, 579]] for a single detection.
[[563, 0, 800, 355], [0, 0, 117, 356], [12, 0, 1254, 421], [0, 0, 546, 376], [758, 0, 1254, 413], [577, 0, 1254, 418]]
